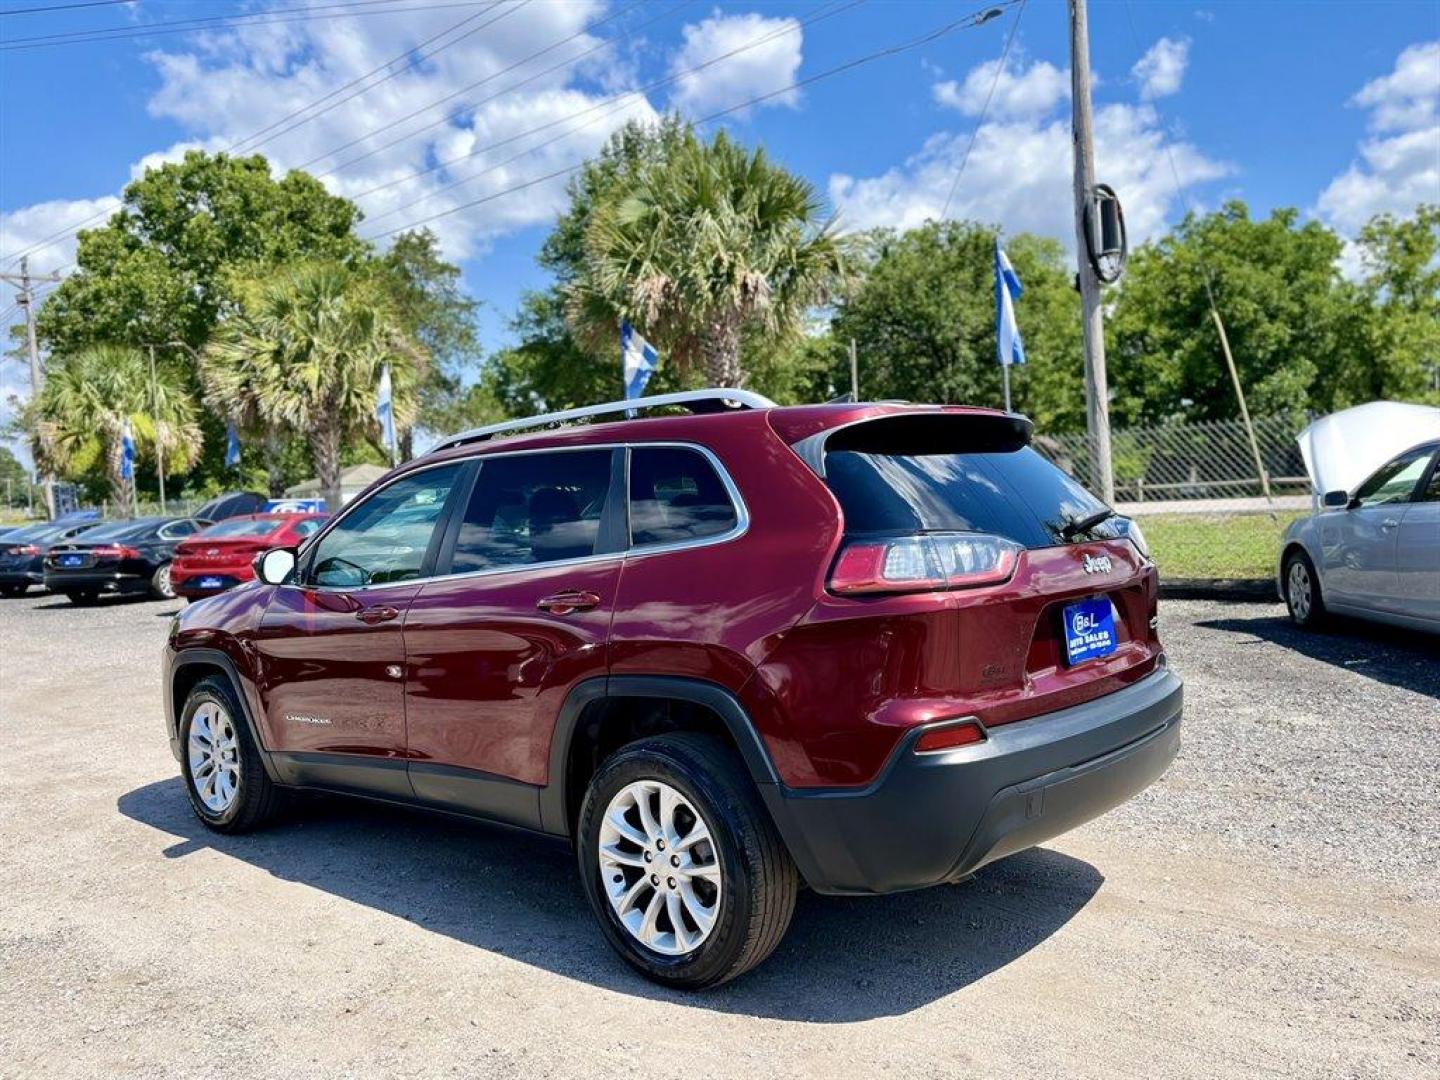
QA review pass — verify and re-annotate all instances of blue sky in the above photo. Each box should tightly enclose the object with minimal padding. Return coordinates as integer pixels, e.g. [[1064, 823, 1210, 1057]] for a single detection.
[[2, 0, 1438, 467]]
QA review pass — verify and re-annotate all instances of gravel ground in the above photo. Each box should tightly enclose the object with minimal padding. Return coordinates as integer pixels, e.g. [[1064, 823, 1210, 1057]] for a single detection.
[[1, 592, 1436, 1079]]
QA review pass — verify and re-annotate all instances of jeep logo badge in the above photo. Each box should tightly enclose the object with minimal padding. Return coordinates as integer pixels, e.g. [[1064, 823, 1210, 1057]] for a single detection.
[[1082, 553, 1113, 575]]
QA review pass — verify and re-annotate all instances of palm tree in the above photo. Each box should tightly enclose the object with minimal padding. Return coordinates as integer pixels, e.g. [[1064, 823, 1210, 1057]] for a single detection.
[[36, 344, 202, 515], [202, 262, 424, 510], [568, 128, 848, 387]]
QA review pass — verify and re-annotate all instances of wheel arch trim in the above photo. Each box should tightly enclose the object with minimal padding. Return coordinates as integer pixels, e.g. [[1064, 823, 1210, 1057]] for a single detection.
[[539, 675, 781, 836], [167, 647, 282, 783]]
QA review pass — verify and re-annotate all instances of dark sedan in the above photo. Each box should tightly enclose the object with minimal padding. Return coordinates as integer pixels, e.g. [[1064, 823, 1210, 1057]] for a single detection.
[[0, 520, 107, 597], [43, 516, 208, 604]]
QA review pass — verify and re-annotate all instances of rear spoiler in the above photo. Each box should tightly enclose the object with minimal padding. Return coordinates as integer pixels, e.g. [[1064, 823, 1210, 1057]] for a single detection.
[[789, 411, 1034, 477]]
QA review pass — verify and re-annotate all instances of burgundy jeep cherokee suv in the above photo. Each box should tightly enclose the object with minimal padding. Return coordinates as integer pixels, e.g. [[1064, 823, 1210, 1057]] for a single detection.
[[163, 390, 1182, 988]]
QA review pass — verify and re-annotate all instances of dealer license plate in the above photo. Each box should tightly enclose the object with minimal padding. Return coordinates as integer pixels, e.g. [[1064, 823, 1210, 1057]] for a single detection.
[[1062, 597, 1119, 665]]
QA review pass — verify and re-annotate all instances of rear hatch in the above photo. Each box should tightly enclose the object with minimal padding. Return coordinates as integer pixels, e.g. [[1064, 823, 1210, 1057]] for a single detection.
[[774, 410, 1162, 771]]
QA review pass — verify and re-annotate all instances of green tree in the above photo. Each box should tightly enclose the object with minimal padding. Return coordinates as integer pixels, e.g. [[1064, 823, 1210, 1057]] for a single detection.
[[372, 228, 484, 451], [1106, 202, 1360, 425], [828, 222, 1086, 427], [201, 262, 424, 510], [35, 151, 366, 488], [35, 344, 201, 513], [1341, 204, 1440, 405], [568, 127, 847, 387], [0, 445, 33, 510]]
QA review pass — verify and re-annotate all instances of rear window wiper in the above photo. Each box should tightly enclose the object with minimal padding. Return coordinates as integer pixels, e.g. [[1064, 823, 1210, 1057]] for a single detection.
[[1060, 507, 1116, 540]]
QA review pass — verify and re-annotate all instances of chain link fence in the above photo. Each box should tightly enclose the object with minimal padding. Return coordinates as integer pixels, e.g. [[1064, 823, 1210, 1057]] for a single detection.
[[1036, 415, 1312, 583]]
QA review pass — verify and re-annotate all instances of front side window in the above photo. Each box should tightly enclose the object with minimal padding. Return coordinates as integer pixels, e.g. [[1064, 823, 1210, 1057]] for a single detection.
[[1352, 445, 1436, 508], [449, 450, 613, 574], [308, 464, 462, 588], [629, 446, 739, 548]]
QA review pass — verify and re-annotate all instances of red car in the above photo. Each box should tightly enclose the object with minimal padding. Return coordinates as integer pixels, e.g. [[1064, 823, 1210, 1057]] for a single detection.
[[162, 390, 1182, 988], [170, 514, 326, 600]]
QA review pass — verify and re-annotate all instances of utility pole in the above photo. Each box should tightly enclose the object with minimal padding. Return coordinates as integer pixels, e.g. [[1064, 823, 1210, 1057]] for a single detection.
[[1, 257, 64, 519], [849, 338, 859, 401], [148, 344, 166, 513], [1068, 0, 1115, 504]]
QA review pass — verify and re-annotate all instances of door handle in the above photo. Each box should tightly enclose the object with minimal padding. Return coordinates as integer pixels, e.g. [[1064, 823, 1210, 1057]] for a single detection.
[[1381, 519, 1399, 531], [536, 590, 601, 615], [356, 605, 401, 625]]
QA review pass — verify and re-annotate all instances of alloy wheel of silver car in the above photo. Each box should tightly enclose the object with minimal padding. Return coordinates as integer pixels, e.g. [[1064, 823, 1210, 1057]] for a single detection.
[[598, 779, 723, 956], [1288, 560, 1312, 622], [188, 701, 241, 814]]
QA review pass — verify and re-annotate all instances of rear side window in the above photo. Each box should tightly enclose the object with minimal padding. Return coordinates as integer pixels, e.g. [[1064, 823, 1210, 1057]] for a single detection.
[[450, 449, 613, 573], [629, 446, 738, 548], [825, 446, 1115, 549]]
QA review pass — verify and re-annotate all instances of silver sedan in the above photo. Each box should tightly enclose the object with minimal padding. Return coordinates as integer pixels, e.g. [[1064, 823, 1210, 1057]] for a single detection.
[[1279, 438, 1440, 633]]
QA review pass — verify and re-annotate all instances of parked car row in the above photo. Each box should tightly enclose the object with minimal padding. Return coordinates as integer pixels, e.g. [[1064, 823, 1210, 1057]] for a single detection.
[[0, 507, 328, 604]]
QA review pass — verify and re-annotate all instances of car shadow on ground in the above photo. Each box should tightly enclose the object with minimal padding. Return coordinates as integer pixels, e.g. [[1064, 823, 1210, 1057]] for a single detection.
[[117, 778, 1103, 1021], [1196, 612, 1440, 697]]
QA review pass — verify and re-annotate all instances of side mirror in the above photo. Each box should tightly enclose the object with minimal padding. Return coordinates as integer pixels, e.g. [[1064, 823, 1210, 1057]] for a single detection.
[[254, 548, 297, 585], [1321, 490, 1350, 509]]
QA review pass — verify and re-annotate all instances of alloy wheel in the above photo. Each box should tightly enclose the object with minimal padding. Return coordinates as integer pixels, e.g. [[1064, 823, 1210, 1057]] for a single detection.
[[155, 563, 175, 599], [597, 779, 722, 956], [1288, 560, 1311, 621], [188, 701, 241, 813]]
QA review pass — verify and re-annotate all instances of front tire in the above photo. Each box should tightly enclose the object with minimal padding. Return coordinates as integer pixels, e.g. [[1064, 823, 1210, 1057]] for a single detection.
[[179, 675, 283, 833], [576, 733, 797, 990], [1284, 550, 1326, 628]]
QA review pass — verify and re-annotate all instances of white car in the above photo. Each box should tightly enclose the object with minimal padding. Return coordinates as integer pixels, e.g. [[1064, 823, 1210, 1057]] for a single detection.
[[1279, 402, 1440, 633]]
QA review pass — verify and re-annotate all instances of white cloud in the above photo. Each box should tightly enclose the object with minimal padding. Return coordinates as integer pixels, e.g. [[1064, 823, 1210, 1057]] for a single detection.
[[2, 0, 676, 275], [668, 11, 803, 118], [1133, 37, 1190, 100], [1316, 40, 1440, 237], [0, 195, 122, 272], [932, 56, 1069, 119], [830, 56, 1229, 247]]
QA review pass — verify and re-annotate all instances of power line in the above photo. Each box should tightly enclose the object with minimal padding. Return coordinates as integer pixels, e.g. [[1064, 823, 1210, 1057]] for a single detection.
[[0, 0, 493, 50], [1, 0, 136, 14], [346, 0, 862, 205], [368, 0, 1021, 241], [941, 0, 1025, 219], [307, 0, 674, 175], [6, 0, 513, 264], [237, 0, 527, 155], [229, 0, 510, 155]]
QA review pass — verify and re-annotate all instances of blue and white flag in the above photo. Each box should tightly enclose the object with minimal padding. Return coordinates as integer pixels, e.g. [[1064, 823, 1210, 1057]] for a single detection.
[[225, 423, 242, 468], [995, 241, 1026, 367], [120, 418, 136, 480], [375, 364, 397, 463], [621, 320, 659, 400]]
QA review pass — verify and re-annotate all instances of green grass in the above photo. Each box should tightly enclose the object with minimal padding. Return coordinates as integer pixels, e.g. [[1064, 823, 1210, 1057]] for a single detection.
[[1140, 511, 1305, 580]]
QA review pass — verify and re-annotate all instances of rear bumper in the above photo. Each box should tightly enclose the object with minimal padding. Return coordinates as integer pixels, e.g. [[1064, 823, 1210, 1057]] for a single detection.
[[44, 571, 151, 596], [0, 568, 43, 585], [763, 665, 1183, 895]]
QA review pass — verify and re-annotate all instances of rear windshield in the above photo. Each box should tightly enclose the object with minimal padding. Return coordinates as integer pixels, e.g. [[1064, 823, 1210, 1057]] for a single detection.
[[76, 520, 161, 543], [4, 523, 68, 543], [200, 518, 281, 539], [825, 446, 1120, 549]]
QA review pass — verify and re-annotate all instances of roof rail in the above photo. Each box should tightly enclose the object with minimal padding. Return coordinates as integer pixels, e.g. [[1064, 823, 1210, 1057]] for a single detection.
[[428, 387, 777, 453]]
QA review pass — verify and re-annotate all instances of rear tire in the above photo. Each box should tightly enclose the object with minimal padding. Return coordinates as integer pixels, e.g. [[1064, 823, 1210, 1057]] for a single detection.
[[576, 733, 797, 990], [1284, 550, 1326, 629], [150, 561, 176, 600], [68, 590, 98, 606], [179, 675, 284, 833], [0, 583, 26, 598]]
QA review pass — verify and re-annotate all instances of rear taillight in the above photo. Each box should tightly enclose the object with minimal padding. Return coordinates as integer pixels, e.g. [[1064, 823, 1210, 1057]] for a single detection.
[[8, 545, 40, 556], [829, 532, 1021, 595], [914, 720, 987, 753], [91, 545, 142, 559]]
